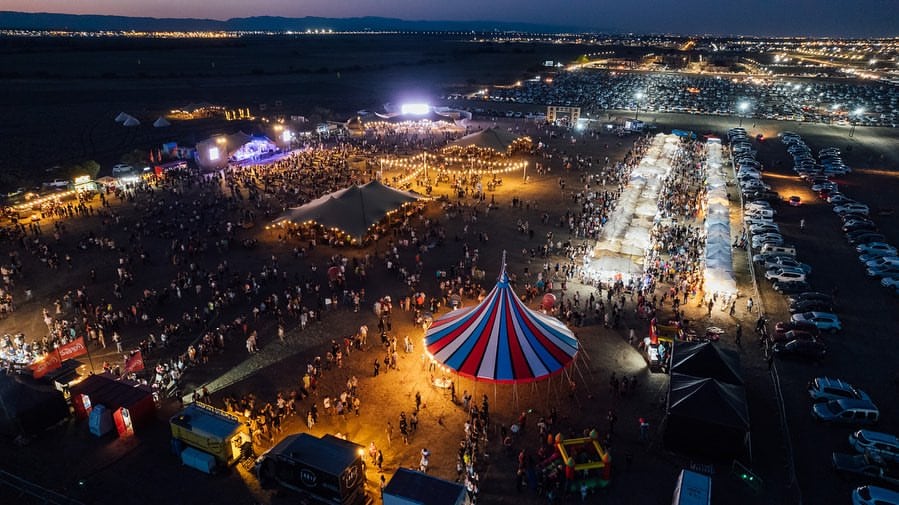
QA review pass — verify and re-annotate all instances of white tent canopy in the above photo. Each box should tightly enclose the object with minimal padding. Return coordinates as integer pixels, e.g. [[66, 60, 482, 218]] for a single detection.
[[703, 141, 736, 294], [153, 116, 171, 128], [589, 134, 678, 280], [122, 116, 140, 127], [114, 112, 130, 123]]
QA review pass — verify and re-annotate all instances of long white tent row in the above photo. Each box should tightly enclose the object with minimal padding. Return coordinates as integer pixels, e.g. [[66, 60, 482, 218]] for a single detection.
[[703, 139, 737, 295], [587, 134, 679, 282]]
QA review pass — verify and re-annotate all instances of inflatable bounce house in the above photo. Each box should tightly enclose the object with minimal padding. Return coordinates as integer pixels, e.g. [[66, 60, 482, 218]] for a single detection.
[[537, 430, 611, 498]]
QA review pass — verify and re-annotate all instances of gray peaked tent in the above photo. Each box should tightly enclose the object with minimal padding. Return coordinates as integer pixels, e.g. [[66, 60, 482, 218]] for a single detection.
[[670, 341, 743, 385], [450, 127, 522, 152], [153, 116, 171, 128], [274, 180, 422, 239], [664, 373, 750, 459]]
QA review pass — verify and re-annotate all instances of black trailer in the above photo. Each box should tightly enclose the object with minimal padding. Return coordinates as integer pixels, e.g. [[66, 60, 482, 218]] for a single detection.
[[256, 434, 366, 505]]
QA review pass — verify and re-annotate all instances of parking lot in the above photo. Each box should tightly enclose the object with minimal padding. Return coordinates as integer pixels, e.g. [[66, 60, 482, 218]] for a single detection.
[[738, 127, 899, 504]]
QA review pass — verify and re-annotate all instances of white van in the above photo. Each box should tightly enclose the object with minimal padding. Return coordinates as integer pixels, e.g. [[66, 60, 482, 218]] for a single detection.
[[112, 163, 134, 174], [672, 469, 710, 505], [760, 244, 797, 256]]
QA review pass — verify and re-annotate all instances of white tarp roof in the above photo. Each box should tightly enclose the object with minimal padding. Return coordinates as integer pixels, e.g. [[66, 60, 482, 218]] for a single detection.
[[703, 141, 736, 294], [115, 112, 130, 122], [153, 116, 171, 128], [122, 116, 140, 127]]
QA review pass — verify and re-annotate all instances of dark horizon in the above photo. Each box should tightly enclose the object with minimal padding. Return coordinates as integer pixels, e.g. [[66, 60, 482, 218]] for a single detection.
[[1, 1, 898, 37]]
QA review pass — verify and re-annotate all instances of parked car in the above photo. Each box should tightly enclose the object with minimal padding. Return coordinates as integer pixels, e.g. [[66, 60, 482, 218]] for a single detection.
[[828, 194, 856, 205], [789, 299, 834, 314], [867, 265, 899, 278], [765, 258, 812, 274], [754, 252, 795, 265], [765, 267, 807, 283], [791, 311, 842, 332], [850, 430, 899, 463], [808, 377, 870, 403], [861, 251, 897, 262], [786, 292, 833, 306], [882, 277, 899, 289], [770, 329, 817, 344], [774, 320, 821, 338], [852, 485, 899, 505], [773, 280, 811, 294], [812, 399, 879, 425], [752, 233, 784, 248], [835, 203, 870, 216], [848, 233, 887, 247], [865, 256, 899, 269], [788, 195, 801, 206], [857, 243, 897, 255], [772, 339, 826, 360], [843, 220, 878, 233], [750, 223, 780, 235], [832, 452, 899, 486]]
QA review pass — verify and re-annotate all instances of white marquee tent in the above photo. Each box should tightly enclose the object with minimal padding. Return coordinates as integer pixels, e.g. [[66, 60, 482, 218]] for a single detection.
[[703, 140, 736, 294]]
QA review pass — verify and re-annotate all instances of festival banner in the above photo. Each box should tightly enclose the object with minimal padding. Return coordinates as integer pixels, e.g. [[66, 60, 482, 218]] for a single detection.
[[58, 337, 88, 361], [30, 350, 62, 379], [123, 350, 145, 373]]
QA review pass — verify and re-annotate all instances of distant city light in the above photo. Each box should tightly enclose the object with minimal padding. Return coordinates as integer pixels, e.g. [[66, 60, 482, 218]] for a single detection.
[[401, 103, 430, 115]]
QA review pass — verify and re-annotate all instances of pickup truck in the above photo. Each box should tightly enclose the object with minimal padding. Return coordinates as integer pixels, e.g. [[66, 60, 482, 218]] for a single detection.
[[832, 451, 899, 486]]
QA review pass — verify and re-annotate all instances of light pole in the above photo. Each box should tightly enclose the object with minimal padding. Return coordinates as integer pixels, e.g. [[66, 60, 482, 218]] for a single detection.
[[737, 101, 749, 127], [634, 91, 645, 121], [850, 107, 864, 138]]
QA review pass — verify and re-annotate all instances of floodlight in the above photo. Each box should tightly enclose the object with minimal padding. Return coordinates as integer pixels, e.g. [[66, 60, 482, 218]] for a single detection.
[[401, 103, 430, 115], [282, 130, 292, 143], [853, 107, 865, 116], [738, 101, 749, 112], [208, 147, 220, 161]]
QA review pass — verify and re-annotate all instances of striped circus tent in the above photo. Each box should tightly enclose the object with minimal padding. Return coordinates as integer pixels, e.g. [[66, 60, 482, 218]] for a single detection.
[[425, 265, 579, 383]]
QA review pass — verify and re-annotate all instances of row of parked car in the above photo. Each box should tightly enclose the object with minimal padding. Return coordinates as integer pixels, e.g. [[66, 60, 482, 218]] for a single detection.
[[783, 132, 899, 296], [805, 377, 899, 504], [783, 132, 899, 505], [728, 127, 841, 362]]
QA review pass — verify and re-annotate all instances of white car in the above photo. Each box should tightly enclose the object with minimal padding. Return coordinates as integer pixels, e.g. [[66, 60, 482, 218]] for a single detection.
[[752, 233, 784, 248], [882, 277, 899, 289], [853, 485, 899, 505], [834, 203, 870, 216], [791, 311, 842, 332], [865, 256, 899, 269], [765, 267, 807, 283], [766, 258, 812, 274], [745, 208, 775, 219], [750, 223, 780, 235], [857, 243, 897, 255]]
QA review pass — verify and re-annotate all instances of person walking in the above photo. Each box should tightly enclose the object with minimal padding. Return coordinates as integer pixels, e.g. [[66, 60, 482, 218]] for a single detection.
[[800, 218, 805, 230], [746, 297, 754, 313], [735, 325, 743, 346], [639, 418, 649, 441]]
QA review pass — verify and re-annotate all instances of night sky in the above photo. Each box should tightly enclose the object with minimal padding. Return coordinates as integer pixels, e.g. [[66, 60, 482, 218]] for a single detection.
[[6, 0, 899, 36]]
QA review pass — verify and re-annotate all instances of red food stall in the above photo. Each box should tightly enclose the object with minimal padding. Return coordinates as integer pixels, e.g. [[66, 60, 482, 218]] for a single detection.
[[68, 373, 156, 437]]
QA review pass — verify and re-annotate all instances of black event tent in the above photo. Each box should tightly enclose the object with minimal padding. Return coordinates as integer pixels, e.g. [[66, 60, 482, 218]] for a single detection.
[[274, 180, 422, 239], [670, 341, 743, 385], [0, 374, 69, 436], [664, 373, 750, 459], [449, 127, 522, 152]]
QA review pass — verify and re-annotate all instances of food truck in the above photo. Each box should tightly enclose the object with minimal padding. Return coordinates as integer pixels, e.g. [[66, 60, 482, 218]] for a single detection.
[[170, 403, 251, 471], [256, 433, 367, 505]]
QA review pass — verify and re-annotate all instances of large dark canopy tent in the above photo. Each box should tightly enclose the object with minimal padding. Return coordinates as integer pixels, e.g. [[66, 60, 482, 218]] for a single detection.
[[669, 341, 743, 385], [273, 180, 422, 240], [664, 373, 750, 459]]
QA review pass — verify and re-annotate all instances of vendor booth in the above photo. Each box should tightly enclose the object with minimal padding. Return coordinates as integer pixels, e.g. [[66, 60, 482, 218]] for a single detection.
[[69, 373, 156, 437], [647, 319, 684, 373], [170, 402, 251, 467]]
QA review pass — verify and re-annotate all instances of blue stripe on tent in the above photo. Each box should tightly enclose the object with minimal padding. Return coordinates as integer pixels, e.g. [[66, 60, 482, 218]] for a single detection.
[[494, 290, 513, 380], [445, 294, 499, 371], [509, 299, 560, 371]]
